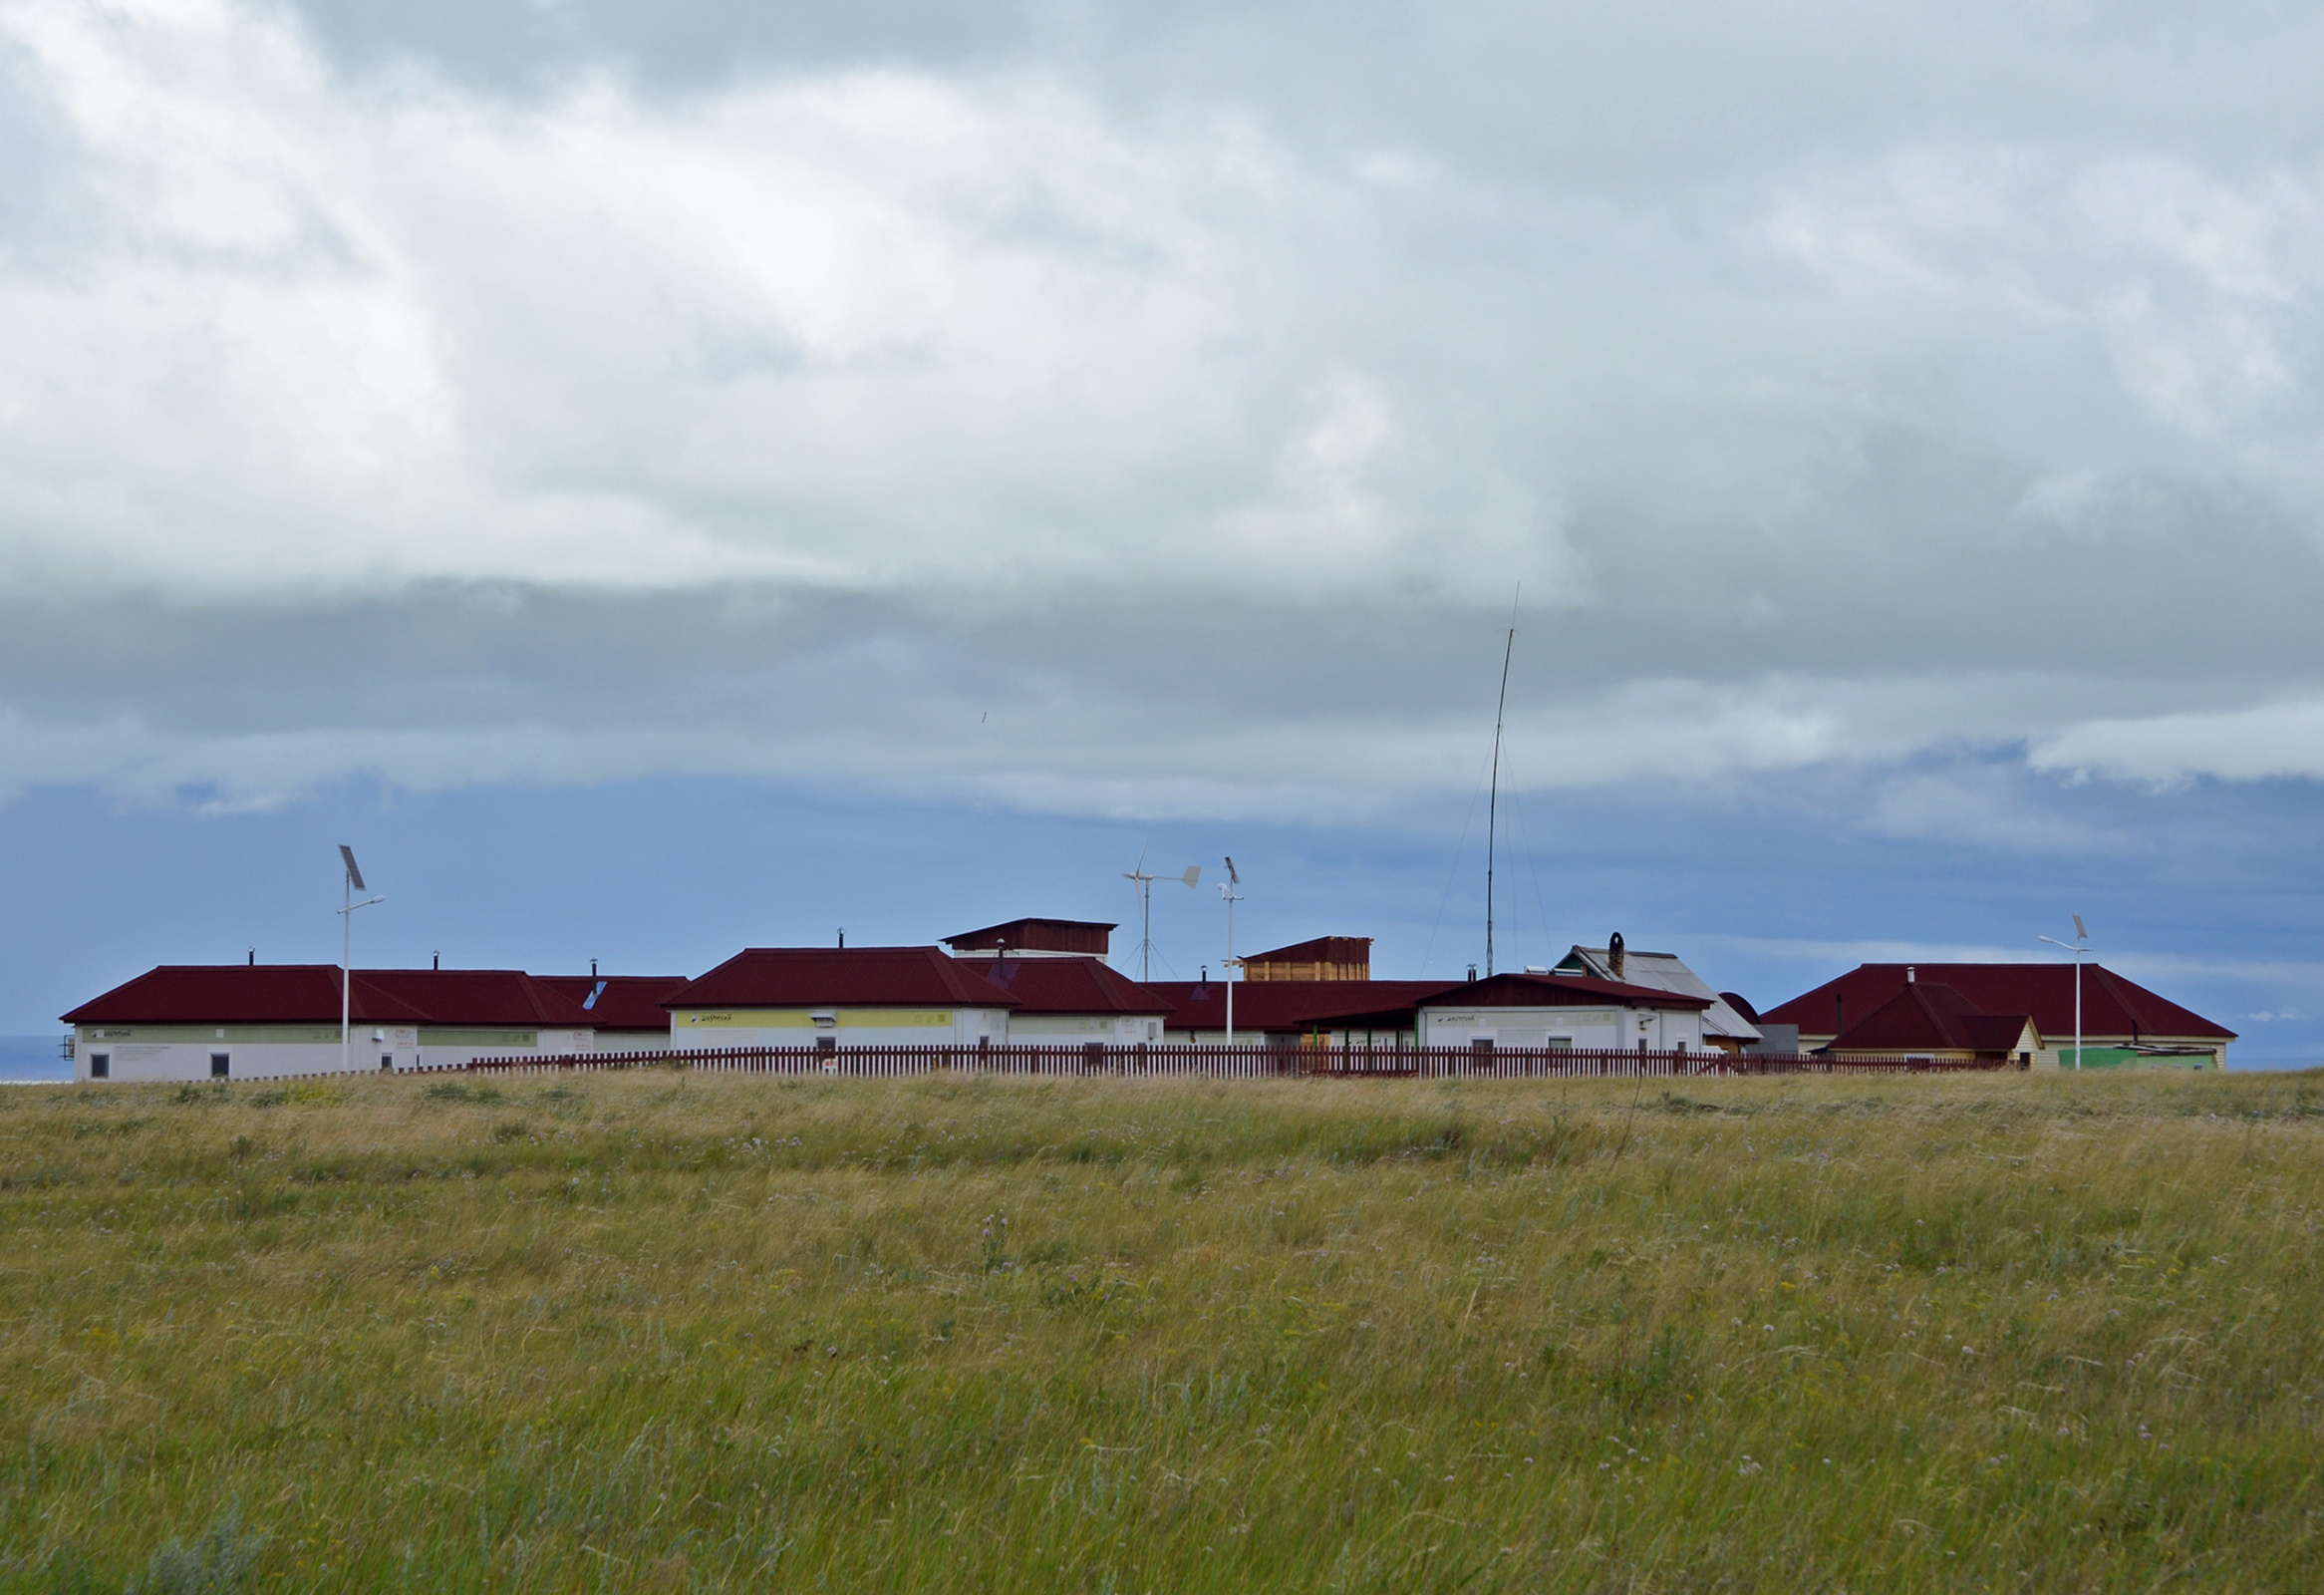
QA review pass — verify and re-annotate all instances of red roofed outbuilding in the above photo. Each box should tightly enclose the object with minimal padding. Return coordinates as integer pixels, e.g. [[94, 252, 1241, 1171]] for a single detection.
[[66, 965, 628, 1081], [665, 947, 1017, 1052], [1823, 980, 2040, 1066], [1762, 963, 2232, 1069], [980, 956, 1172, 1044]]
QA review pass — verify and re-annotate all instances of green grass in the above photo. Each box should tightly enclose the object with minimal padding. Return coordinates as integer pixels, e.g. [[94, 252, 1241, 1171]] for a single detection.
[[3, 1070, 2322, 1591]]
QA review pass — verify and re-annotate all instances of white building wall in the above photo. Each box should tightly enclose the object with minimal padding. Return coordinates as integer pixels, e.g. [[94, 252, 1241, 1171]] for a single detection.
[[77, 1024, 424, 1082], [671, 1008, 1014, 1050], [1010, 1014, 1165, 1044], [1416, 1005, 1706, 1051]]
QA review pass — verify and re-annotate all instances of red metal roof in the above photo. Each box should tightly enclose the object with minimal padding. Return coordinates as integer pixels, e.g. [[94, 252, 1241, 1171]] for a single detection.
[[1827, 982, 2035, 1054], [945, 918, 1115, 955], [1145, 980, 1464, 1033], [360, 970, 594, 1027], [1762, 964, 2234, 1042], [978, 957, 1170, 1015], [666, 947, 1021, 1010], [533, 975, 691, 1032], [1431, 972, 1715, 1011], [64, 966, 448, 1027]]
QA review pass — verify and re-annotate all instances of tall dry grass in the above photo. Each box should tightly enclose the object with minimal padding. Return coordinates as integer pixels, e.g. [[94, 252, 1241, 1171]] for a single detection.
[[2, 1069, 2320, 1591]]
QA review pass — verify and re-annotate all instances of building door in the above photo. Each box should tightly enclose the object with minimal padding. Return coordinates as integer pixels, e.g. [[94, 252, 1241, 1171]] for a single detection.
[[210, 1053, 229, 1078]]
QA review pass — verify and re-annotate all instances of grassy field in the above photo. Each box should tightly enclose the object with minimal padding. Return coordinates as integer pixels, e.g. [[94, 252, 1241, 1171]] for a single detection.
[[2, 1070, 2320, 1592]]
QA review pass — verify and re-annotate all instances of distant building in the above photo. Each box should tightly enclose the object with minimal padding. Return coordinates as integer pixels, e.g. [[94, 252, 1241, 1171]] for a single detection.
[[1822, 977, 2041, 1067], [980, 956, 1171, 1044], [1762, 963, 2234, 1069], [1416, 972, 1713, 1052], [1146, 979, 1457, 1047], [943, 918, 1115, 959], [665, 947, 1017, 1052], [64, 966, 607, 1081], [1240, 937, 1373, 982], [531, 974, 690, 1053], [1551, 935, 1762, 1052]]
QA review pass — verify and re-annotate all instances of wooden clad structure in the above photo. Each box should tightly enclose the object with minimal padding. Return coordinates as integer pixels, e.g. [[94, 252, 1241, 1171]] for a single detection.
[[1240, 936, 1372, 982]]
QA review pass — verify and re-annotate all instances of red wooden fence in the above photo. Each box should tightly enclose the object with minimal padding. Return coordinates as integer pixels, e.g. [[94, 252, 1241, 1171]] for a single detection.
[[462, 1042, 2009, 1080]]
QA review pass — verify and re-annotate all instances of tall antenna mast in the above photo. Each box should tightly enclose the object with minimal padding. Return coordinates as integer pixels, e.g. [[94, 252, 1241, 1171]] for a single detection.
[[1485, 587, 1518, 978]]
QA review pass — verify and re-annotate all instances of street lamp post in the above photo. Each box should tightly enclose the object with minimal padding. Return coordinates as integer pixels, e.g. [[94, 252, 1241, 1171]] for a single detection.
[[2038, 915, 2091, 1071], [1221, 856, 1243, 1046], [338, 846, 385, 1075]]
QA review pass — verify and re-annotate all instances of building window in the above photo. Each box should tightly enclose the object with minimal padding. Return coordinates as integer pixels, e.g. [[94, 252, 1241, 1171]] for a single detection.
[[90, 1053, 109, 1080], [816, 1034, 837, 1054], [1470, 1038, 1495, 1056], [381, 1053, 395, 1072], [210, 1053, 230, 1078]]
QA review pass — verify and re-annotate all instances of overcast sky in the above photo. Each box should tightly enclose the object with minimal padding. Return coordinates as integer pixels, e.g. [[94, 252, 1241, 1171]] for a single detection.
[[3, 0, 2321, 1052]]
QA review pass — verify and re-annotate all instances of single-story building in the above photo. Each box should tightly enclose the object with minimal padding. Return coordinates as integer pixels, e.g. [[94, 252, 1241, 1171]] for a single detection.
[[1550, 935, 1762, 1052], [62, 965, 604, 1081], [1762, 963, 2234, 1069], [1144, 979, 1460, 1046], [666, 947, 1017, 1052], [532, 974, 691, 1053], [1415, 972, 1714, 1052], [979, 956, 1172, 1044], [1822, 976, 2040, 1067]]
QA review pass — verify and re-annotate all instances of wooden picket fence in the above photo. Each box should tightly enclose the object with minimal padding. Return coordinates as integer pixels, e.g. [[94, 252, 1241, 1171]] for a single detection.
[[464, 1042, 2012, 1080]]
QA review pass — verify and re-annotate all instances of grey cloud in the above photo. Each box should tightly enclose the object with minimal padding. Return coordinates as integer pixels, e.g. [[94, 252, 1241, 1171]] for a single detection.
[[1, 0, 2322, 811]]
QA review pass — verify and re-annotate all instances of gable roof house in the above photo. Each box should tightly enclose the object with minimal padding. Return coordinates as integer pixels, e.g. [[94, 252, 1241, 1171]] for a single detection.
[[1416, 972, 1716, 1053], [1552, 936, 1763, 1052], [979, 956, 1173, 1043], [1763, 963, 2233, 1069], [1822, 978, 2040, 1067], [1145, 979, 1463, 1046], [64, 965, 608, 1082], [664, 947, 1017, 1051], [532, 974, 692, 1052]]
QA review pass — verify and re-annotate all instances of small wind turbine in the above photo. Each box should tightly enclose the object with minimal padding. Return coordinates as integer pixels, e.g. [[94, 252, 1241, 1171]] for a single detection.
[[336, 845, 385, 1074], [1221, 856, 1244, 1044], [1124, 846, 1200, 981]]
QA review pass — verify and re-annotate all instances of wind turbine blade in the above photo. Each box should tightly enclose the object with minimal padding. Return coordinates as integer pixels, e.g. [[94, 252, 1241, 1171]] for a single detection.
[[1181, 865, 1201, 887]]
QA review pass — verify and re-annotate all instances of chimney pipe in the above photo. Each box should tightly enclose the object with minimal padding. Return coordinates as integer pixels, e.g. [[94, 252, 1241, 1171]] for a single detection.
[[1608, 932, 1625, 981], [433, 951, 440, 971], [247, 947, 255, 966], [1906, 965, 1915, 983], [838, 928, 845, 949]]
